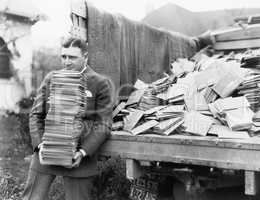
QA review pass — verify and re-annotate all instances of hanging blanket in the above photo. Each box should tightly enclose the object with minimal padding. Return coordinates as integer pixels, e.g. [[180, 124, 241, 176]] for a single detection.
[[87, 3, 198, 89]]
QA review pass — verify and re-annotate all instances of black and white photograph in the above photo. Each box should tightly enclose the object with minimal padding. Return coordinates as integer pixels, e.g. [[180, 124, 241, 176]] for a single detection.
[[1, 0, 260, 199]]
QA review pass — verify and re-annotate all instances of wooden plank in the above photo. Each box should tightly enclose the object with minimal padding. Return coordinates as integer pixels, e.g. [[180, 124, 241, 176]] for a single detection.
[[70, 14, 87, 41], [100, 136, 260, 171], [78, 17, 86, 28], [110, 131, 260, 150], [126, 159, 143, 180], [245, 171, 260, 195], [214, 38, 260, 50], [70, 0, 87, 18], [213, 24, 260, 42]]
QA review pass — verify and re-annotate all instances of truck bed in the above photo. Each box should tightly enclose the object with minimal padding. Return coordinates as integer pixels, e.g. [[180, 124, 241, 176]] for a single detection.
[[100, 131, 260, 171]]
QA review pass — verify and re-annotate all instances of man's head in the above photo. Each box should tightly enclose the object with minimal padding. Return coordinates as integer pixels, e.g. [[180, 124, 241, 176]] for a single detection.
[[61, 37, 88, 71]]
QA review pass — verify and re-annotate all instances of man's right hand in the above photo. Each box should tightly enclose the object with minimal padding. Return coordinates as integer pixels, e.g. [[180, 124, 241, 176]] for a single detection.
[[34, 143, 43, 152], [38, 143, 44, 164], [197, 30, 216, 48]]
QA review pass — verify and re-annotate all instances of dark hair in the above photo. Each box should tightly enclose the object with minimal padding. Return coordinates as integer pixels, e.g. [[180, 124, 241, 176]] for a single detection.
[[62, 37, 88, 54]]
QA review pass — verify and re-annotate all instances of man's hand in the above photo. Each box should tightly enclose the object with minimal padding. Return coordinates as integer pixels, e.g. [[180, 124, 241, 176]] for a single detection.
[[197, 30, 216, 49], [38, 143, 44, 164], [71, 151, 84, 168]]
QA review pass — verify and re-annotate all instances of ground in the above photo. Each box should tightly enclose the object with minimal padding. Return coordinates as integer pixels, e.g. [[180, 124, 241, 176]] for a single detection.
[[0, 114, 67, 200]]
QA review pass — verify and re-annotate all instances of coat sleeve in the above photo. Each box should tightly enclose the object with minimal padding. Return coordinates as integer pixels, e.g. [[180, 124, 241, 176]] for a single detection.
[[193, 31, 215, 50], [80, 78, 114, 156], [29, 72, 52, 150]]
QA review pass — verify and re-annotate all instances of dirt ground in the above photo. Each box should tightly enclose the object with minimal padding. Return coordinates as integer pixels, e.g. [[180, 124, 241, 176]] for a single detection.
[[0, 115, 66, 200]]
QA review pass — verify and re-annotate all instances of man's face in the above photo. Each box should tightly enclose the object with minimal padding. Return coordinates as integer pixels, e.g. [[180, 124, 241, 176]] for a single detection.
[[61, 46, 86, 71]]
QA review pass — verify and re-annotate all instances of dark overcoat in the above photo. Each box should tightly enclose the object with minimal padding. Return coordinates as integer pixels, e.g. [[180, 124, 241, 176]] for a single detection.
[[29, 66, 113, 177]]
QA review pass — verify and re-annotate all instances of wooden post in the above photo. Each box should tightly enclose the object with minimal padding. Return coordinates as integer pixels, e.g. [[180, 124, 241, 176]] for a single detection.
[[70, 0, 87, 41], [245, 171, 260, 195], [126, 159, 143, 180]]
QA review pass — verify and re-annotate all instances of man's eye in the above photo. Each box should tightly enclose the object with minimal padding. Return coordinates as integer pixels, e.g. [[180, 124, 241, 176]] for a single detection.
[[69, 56, 77, 60], [61, 55, 78, 59]]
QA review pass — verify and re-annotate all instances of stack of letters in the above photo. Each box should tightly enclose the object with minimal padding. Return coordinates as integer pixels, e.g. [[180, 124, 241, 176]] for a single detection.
[[238, 55, 260, 111], [40, 70, 86, 167]]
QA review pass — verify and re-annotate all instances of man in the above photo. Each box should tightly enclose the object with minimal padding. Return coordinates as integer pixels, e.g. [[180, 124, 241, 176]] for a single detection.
[[22, 37, 114, 200]]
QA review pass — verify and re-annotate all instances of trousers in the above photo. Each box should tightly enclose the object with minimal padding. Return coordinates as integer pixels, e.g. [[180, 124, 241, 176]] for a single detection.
[[22, 168, 94, 200]]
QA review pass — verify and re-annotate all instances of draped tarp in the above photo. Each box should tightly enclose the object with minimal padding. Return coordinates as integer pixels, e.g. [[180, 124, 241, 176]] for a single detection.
[[87, 3, 198, 90]]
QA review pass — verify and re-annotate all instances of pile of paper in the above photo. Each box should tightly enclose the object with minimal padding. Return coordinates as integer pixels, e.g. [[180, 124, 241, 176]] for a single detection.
[[112, 76, 185, 135], [40, 70, 86, 167], [112, 48, 260, 139]]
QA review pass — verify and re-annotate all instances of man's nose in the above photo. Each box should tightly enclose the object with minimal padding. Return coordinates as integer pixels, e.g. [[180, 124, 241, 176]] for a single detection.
[[64, 57, 71, 65]]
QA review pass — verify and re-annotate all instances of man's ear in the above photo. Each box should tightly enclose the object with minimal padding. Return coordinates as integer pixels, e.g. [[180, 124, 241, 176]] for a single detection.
[[83, 52, 88, 59], [83, 52, 88, 65]]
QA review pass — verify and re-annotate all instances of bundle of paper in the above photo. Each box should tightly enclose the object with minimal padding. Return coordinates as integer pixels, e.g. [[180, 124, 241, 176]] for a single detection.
[[238, 73, 260, 111], [208, 124, 250, 139], [153, 117, 184, 135], [134, 79, 149, 90], [40, 70, 86, 167], [146, 105, 184, 121], [253, 110, 260, 122], [156, 83, 188, 105], [138, 89, 161, 111], [112, 102, 126, 119], [212, 71, 243, 98], [194, 64, 221, 90], [149, 76, 177, 97], [125, 89, 145, 108], [202, 87, 218, 104], [209, 96, 250, 114], [143, 106, 167, 116], [225, 107, 254, 131], [185, 92, 209, 111], [170, 58, 195, 77], [131, 120, 159, 135], [241, 56, 260, 69], [112, 121, 124, 131], [123, 109, 144, 131], [182, 111, 213, 136]]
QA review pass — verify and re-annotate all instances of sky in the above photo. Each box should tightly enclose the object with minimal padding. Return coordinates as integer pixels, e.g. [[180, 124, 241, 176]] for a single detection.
[[31, 0, 260, 48]]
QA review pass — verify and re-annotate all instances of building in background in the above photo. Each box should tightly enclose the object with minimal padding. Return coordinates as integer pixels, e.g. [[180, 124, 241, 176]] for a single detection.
[[0, 0, 43, 112]]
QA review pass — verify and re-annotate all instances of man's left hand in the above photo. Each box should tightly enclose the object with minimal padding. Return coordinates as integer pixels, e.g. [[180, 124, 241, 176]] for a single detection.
[[71, 151, 84, 168]]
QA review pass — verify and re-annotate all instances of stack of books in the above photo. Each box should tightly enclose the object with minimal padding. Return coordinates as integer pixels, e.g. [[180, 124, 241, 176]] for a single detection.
[[156, 83, 188, 105], [208, 96, 253, 131], [139, 89, 161, 111], [40, 70, 86, 167], [238, 56, 260, 111]]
